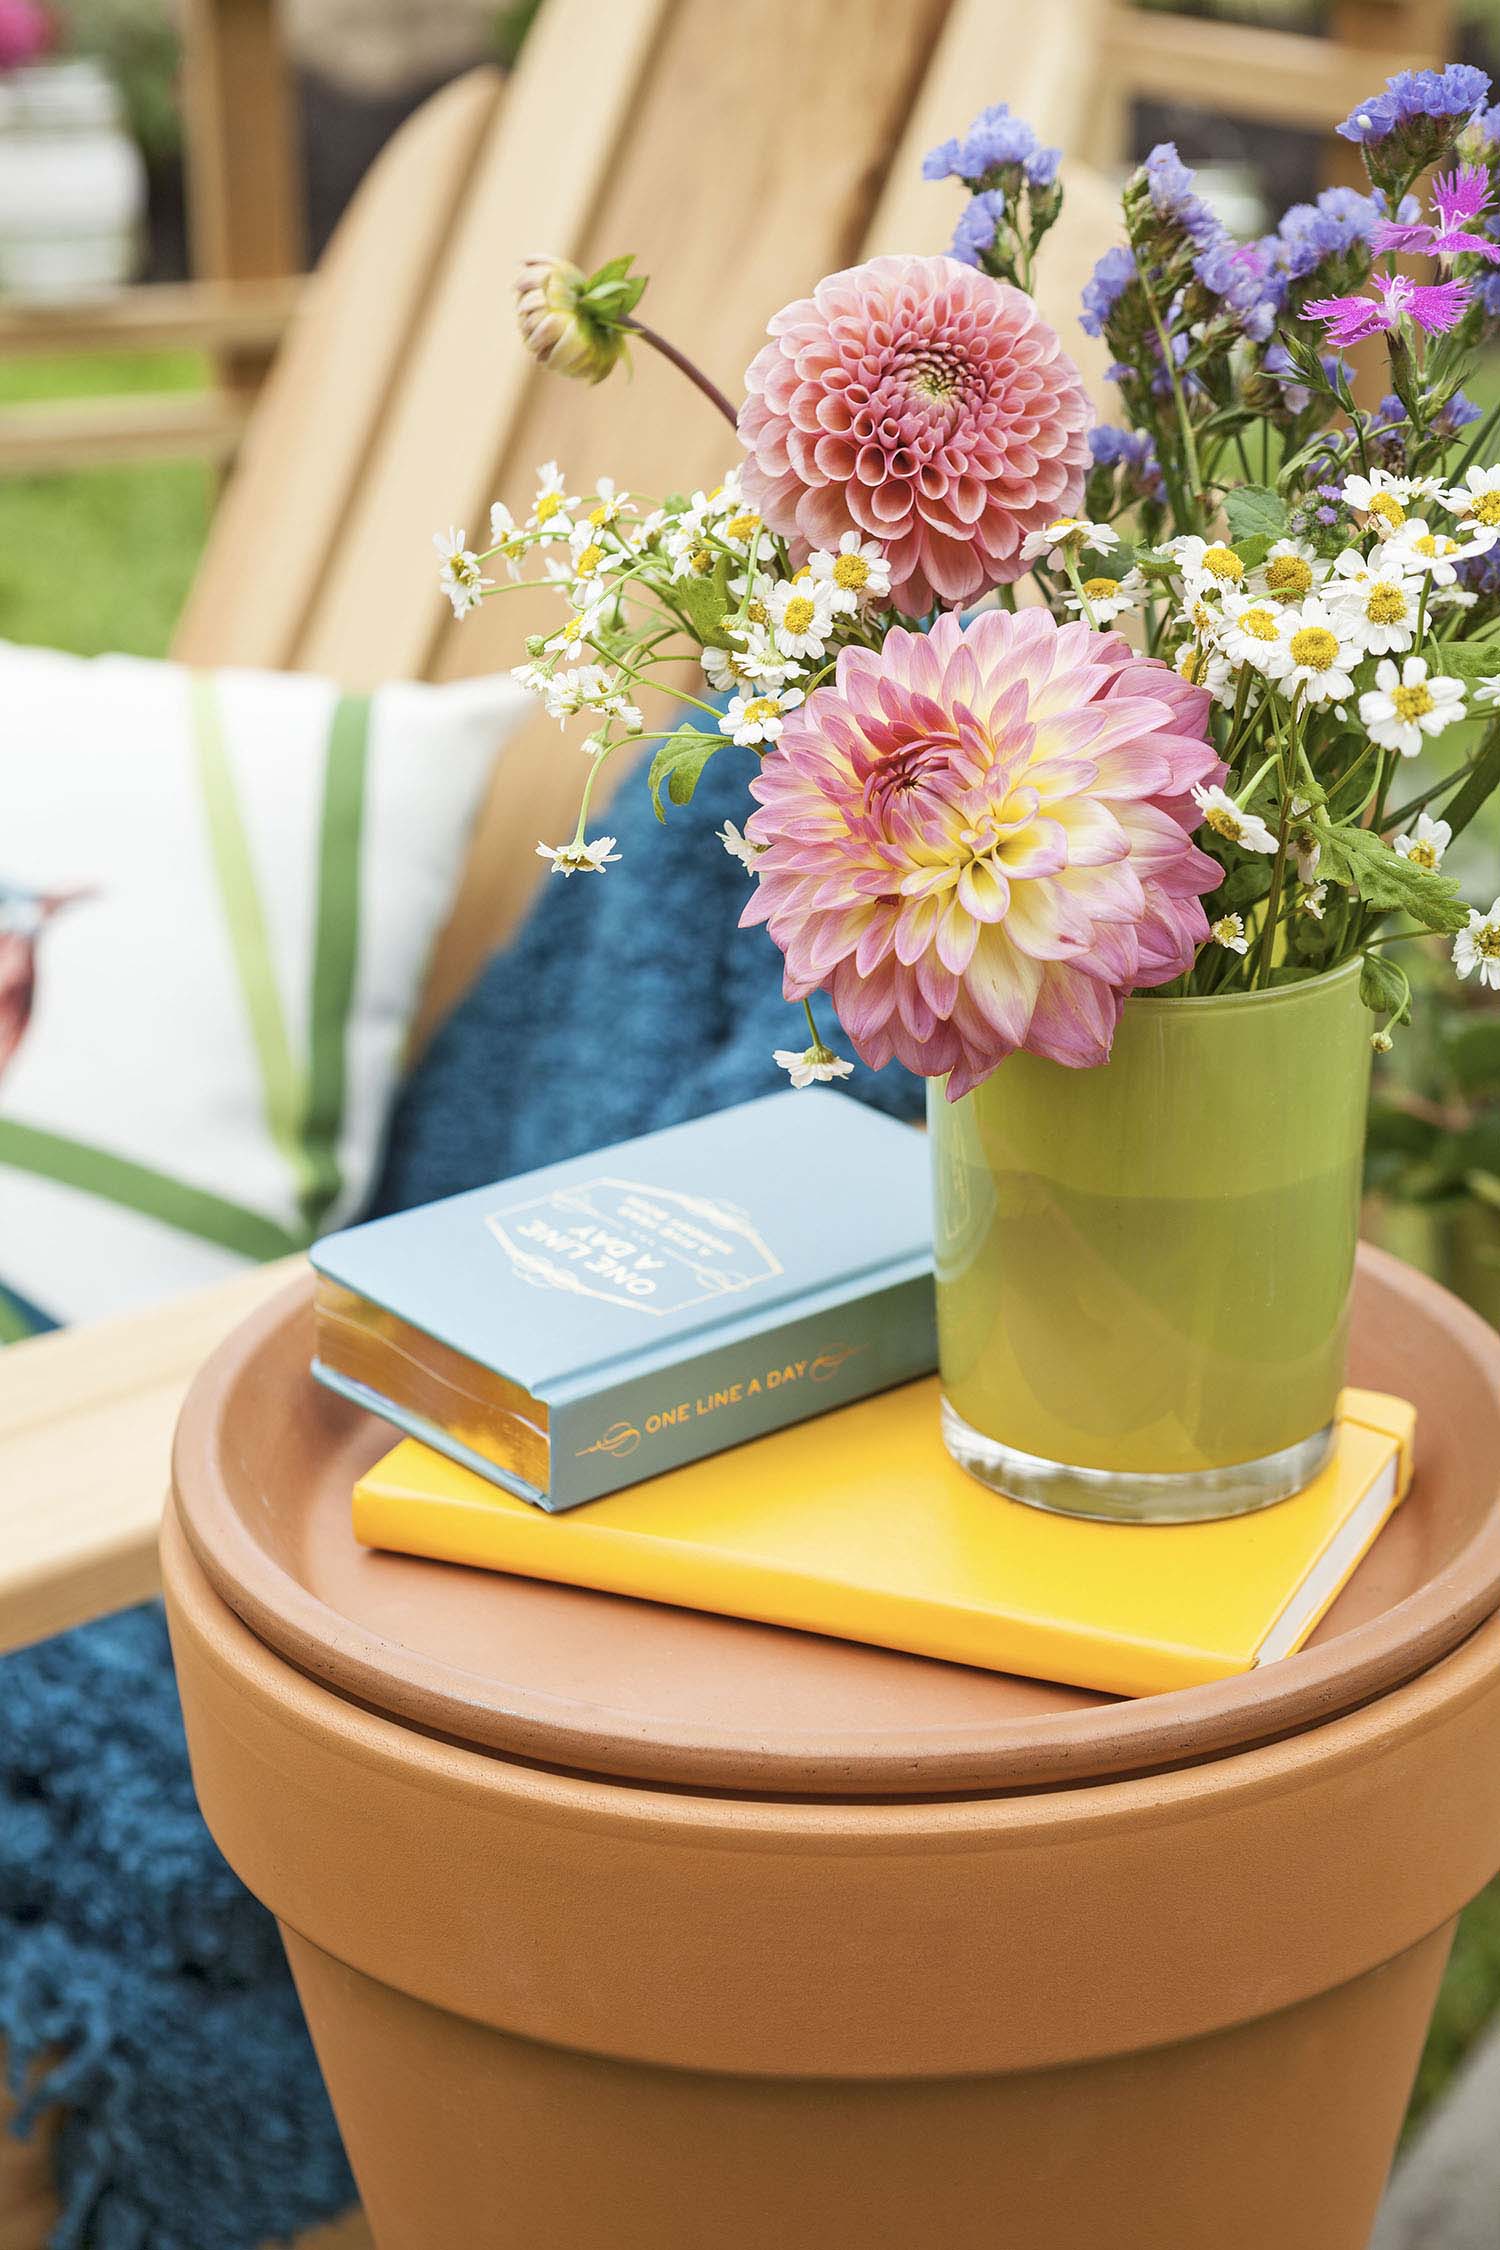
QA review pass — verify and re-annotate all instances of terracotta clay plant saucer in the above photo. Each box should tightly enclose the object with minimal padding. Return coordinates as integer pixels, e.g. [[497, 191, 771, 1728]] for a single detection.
[[172, 1243, 1500, 1798]]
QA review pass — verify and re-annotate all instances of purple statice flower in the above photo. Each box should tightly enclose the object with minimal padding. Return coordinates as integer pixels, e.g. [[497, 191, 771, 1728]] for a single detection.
[[1306, 270, 1471, 346], [1195, 237, 1281, 340], [950, 188, 1007, 267], [1260, 341, 1310, 417], [1080, 242, 1136, 336], [1338, 64, 1491, 146], [1439, 390, 1482, 435], [1143, 142, 1223, 251], [1088, 424, 1165, 503], [1374, 164, 1500, 262], [923, 103, 1062, 194]]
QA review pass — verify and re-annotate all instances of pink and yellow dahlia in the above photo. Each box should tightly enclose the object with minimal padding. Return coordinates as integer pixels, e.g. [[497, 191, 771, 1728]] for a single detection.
[[738, 254, 1092, 613], [742, 609, 1224, 1098]]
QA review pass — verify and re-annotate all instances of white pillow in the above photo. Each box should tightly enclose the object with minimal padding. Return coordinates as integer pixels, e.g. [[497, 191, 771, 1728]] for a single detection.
[[0, 643, 527, 1335]]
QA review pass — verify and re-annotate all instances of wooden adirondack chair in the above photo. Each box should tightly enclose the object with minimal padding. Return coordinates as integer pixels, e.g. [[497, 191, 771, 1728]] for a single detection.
[[0, 0, 1453, 2236]]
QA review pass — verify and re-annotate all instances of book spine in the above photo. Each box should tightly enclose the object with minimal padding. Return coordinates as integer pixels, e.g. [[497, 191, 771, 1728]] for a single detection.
[[544, 1270, 936, 1510]]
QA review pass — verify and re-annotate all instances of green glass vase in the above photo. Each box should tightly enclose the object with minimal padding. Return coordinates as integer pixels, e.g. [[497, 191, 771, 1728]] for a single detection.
[[930, 959, 1374, 1522]]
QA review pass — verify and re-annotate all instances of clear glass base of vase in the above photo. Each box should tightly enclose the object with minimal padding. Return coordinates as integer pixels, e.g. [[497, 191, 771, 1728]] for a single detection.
[[938, 1399, 1337, 1525]]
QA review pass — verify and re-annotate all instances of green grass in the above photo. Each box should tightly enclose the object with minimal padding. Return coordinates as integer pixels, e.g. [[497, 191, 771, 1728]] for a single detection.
[[0, 351, 211, 657], [0, 347, 1497, 2135]]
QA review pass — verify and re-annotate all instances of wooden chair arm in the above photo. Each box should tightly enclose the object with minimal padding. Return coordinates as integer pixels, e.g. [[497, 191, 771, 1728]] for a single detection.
[[0, 1258, 306, 1657]]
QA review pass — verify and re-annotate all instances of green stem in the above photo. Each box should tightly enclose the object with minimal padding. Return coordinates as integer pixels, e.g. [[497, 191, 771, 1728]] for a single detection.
[[1139, 272, 1204, 519], [622, 317, 739, 429]]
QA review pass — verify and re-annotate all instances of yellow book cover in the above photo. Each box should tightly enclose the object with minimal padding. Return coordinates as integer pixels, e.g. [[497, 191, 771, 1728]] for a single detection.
[[352, 1379, 1416, 1699]]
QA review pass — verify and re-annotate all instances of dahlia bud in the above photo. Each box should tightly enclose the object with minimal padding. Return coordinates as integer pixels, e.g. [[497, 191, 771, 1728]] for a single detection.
[[514, 252, 647, 386]]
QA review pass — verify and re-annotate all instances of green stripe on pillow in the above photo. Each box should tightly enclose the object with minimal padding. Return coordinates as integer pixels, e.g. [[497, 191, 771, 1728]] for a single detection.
[[0, 1120, 302, 1262], [299, 693, 371, 1235]]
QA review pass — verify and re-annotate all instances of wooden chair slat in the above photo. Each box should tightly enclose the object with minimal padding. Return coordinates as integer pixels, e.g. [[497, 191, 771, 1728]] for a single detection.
[[416, 0, 956, 1024], [172, 69, 505, 673]]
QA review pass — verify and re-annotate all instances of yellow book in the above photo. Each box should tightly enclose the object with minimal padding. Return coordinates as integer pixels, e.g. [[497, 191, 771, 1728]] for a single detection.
[[352, 1379, 1416, 1699]]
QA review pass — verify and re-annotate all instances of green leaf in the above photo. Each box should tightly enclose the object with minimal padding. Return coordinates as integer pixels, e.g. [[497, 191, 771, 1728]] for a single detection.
[[647, 725, 725, 820], [1359, 950, 1413, 1026], [1221, 859, 1273, 910], [1233, 533, 1271, 571], [1317, 822, 1470, 934], [1222, 485, 1287, 546], [1426, 639, 1500, 685], [676, 554, 735, 648]]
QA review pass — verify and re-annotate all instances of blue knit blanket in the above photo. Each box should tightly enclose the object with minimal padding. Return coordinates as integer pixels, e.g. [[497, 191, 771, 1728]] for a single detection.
[[1, 750, 920, 2249]]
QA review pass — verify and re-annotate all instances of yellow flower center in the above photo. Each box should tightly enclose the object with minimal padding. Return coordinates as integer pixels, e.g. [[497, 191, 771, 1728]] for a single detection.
[[1365, 583, 1408, 624], [688, 543, 715, 575], [1211, 915, 1244, 946], [1366, 492, 1404, 527], [1477, 923, 1500, 960], [1202, 545, 1243, 581], [742, 697, 780, 727], [1290, 626, 1339, 671], [534, 492, 563, 524], [1238, 606, 1281, 641], [1264, 554, 1312, 599], [745, 598, 769, 625], [1392, 683, 1434, 720], [588, 502, 615, 528], [1471, 491, 1500, 526], [1406, 841, 1439, 870], [1177, 647, 1208, 685], [725, 511, 761, 541], [833, 552, 872, 590], [1415, 534, 1453, 559], [574, 543, 605, 577], [782, 594, 817, 634], [1083, 576, 1120, 600], [1205, 804, 1245, 842]]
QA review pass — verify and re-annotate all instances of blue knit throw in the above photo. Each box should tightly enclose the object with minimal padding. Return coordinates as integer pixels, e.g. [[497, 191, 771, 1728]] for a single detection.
[[1, 749, 921, 2248]]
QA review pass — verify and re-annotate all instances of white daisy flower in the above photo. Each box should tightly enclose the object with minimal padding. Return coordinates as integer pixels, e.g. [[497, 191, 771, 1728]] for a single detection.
[[1442, 463, 1500, 533], [1476, 675, 1500, 710], [1253, 538, 1323, 607], [1454, 900, 1500, 992], [767, 577, 836, 659], [665, 523, 723, 582], [718, 820, 765, 874], [1389, 518, 1496, 585], [1297, 883, 1328, 921], [536, 835, 621, 877], [717, 504, 764, 549], [773, 1044, 856, 1089], [1327, 550, 1423, 655], [1281, 600, 1359, 705], [487, 500, 517, 547], [719, 687, 805, 747], [1174, 640, 1236, 707], [1358, 656, 1466, 757], [1021, 517, 1121, 568], [1164, 534, 1246, 592], [1217, 594, 1293, 677], [1210, 913, 1250, 954], [808, 531, 893, 612], [1341, 469, 1410, 535], [1393, 811, 1453, 871], [433, 528, 490, 618], [528, 462, 577, 537], [1192, 782, 1279, 854], [1066, 568, 1145, 624]]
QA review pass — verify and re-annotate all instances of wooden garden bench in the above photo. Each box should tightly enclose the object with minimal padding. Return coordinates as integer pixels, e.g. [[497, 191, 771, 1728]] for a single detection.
[[0, 0, 1451, 2240]]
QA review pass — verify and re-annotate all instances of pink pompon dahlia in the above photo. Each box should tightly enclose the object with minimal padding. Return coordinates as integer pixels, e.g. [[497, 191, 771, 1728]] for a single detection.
[[742, 609, 1224, 1099], [737, 255, 1092, 615]]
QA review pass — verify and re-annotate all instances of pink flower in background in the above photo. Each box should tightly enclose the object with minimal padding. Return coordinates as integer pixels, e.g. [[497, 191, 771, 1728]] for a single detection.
[[0, 0, 51, 70], [1305, 271, 1471, 348], [742, 610, 1223, 1098], [1372, 165, 1500, 264], [738, 255, 1091, 614]]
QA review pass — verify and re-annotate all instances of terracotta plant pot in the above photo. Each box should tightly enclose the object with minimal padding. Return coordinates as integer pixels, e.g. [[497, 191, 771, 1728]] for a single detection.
[[165, 1250, 1500, 2250]]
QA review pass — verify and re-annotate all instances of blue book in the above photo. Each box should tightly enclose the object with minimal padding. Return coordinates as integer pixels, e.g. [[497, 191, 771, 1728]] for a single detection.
[[310, 1089, 936, 1510]]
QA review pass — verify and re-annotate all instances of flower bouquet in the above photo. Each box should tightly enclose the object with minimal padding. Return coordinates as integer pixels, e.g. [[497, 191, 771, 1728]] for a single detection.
[[437, 63, 1500, 1521]]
